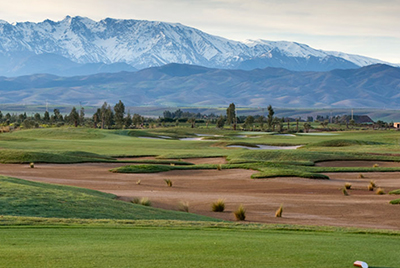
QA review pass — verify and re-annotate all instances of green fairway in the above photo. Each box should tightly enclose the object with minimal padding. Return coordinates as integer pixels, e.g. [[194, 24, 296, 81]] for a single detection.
[[0, 176, 218, 222], [0, 222, 399, 268], [2, 127, 400, 179]]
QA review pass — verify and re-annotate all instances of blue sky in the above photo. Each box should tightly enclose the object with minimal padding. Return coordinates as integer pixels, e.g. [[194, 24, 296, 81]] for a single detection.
[[1, 0, 399, 63]]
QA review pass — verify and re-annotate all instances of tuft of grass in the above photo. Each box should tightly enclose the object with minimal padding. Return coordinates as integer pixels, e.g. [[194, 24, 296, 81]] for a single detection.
[[131, 198, 140, 204], [358, 173, 364, 179], [164, 179, 173, 187], [389, 189, 400, 195], [342, 188, 349, 196], [136, 180, 141, 185], [170, 163, 175, 166], [140, 197, 152, 206], [178, 201, 189, 212], [234, 204, 246, 221], [275, 204, 283, 217], [217, 164, 222, 171], [211, 199, 225, 212], [30, 162, 34, 168], [344, 182, 352, 190], [373, 163, 379, 168], [376, 188, 385, 195], [368, 184, 374, 191]]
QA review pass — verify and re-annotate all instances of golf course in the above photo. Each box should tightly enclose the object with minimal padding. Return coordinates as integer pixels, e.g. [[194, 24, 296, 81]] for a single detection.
[[1, 127, 400, 267]]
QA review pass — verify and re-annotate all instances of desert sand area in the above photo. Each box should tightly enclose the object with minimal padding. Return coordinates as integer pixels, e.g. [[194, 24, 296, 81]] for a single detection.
[[1, 158, 400, 230]]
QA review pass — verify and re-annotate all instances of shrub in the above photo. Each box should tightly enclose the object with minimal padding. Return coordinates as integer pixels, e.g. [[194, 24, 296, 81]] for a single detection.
[[358, 173, 364, 179], [342, 188, 349, 196], [373, 164, 379, 168], [376, 188, 385, 195], [234, 205, 246, 221], [390, 199, 400, 204], [164, 179, 173, 187], [30, 162, 35, 168], [344, 183, 352, 190], [211, 199, 225, 212], [178, 201, 189, 212], [275, 204, 283, 217]]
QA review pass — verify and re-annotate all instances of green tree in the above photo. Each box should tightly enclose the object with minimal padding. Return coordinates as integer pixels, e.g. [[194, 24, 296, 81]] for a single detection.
[[69, 107, 79, 127], [244, 115, 255, 129], [216, 115, 225, 129], [267, 105, 274, 130], [303, 122, 311, 133], [114, 100, 125, 128], [34, 113, 41, 122], [226, 103, 236, 130], [79, 107, 85, 126], [125, 111, 132, 128], [43, 111, 50, 122]]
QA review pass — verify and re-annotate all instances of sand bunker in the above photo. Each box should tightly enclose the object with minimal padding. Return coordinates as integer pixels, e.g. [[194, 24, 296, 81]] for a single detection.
[[1, 159, 399, 230]]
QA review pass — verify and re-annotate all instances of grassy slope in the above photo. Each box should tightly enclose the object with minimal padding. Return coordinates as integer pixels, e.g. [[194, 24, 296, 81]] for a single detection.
[[0, 175, 218, 222], [0, 220, 399, 268]]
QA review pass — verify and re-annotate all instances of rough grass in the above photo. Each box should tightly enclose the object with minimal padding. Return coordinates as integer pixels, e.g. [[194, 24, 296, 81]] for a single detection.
[[0, 176, 219, 222], [389, 189, 400, 195], [390, 199, 400, 204]]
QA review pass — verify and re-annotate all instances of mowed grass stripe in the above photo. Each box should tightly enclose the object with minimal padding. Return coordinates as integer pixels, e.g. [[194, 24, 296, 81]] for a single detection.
[[0, 227, 399, 268]]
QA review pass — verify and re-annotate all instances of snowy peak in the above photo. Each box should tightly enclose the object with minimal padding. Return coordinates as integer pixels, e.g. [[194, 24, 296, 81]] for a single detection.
[[0, 16, 395, 77]]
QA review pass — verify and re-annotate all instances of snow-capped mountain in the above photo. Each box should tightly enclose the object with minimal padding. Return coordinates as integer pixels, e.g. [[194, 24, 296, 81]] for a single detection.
[[0, 16, 393, 76]]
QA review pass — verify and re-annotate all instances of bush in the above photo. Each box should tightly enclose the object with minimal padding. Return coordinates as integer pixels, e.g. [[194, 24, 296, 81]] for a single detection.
[[234, 205, 246, 221], [164, 179, 173, 187], [344, 183, 352, 190], [211, 199, 225, 212], [389, 199, 400, 204], [275, 204, 283, 217]]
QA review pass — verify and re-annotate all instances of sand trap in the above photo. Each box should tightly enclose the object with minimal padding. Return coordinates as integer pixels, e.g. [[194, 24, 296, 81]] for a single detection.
[[228, 145, 302, 150], [1, 161, 399, 230]]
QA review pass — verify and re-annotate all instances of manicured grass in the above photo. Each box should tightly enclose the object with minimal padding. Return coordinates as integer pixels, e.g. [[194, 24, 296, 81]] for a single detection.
[[0, 176, 218, 222], [0, 221, 399, 268]]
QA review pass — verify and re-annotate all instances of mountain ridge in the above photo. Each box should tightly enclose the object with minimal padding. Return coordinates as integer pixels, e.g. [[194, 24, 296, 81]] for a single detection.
[[0, 63, 399, 109], [0, 16, 395, 77]]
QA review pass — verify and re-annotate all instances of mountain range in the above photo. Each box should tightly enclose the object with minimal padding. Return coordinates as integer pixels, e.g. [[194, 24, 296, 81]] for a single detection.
[[0, 63, 399, 108], [0, 16, 395, 77]]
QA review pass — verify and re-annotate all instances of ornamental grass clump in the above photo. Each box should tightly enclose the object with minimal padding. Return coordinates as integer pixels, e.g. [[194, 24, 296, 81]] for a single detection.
[[164, 179, 173, 187], [275, 204, 283, 217], [342, 188, 349, 196], [140, 197, 152, 206], [30, 162, 34, 168], [358, 173, 364, 179], [373, 163, 379, 168], [178, 201, 189, 212], [376, 187, 385, 195], [344, 183, 352, 190], [136, 180, 141, 185], [217, 164, 222, 171], [234, 205, 246, 221], [211, 199, 225, 212]]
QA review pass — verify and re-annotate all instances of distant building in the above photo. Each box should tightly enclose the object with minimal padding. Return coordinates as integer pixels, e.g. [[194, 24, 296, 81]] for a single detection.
[[394, 122, 400, 129]]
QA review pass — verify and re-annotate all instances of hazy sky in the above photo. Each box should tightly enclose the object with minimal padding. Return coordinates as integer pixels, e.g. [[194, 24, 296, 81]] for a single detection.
[[0, 0, 399, 63]]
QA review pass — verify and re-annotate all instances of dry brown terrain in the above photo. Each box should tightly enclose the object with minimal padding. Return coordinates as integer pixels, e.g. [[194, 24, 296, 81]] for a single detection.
[[1, 158, 399, 230]]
